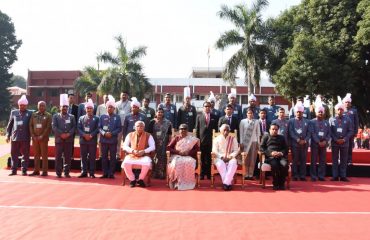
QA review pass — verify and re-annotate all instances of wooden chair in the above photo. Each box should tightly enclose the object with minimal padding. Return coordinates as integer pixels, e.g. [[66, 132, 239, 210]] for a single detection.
[[210, 129, 247, 188], [258, 151, 291, 189], [166, 129, 202, 188], [121, 150, 155, 187]]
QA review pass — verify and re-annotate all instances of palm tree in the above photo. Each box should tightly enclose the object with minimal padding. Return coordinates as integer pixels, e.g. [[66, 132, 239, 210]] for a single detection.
[[97, 35, 152, 100], [74, 65, 106, 101], [215, 0, 270, 95]]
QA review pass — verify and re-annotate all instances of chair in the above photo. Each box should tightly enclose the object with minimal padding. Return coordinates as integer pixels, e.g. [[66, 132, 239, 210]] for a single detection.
[[210, 129, 247, 188], [166, 129, 202, 188], [258, 151, 291, 189], [121, 150, 154, 187]]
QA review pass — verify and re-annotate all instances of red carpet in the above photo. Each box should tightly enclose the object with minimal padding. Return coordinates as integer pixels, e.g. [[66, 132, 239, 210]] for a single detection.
[[0, 170, 369, 239]]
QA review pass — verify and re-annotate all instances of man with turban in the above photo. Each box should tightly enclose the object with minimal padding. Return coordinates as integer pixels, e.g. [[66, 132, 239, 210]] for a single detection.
[[342, 93, 359, 165], [122, 97, 147, 139]]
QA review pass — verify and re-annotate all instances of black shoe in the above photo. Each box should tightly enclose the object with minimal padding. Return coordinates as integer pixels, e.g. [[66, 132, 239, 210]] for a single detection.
[[64, 174, 71, 178], [109, 175, 115, 179], [227, 185, 233, 191], [137, 179, 146, 188], [78, 173, 88, 178], [8, 172, 17, 176], [300, 177, 306, 181], [29, 172, 40, 176], [56, 174, 62, 178], [310, 178, 317, 182], [129, 180, 136, 188], [279, 185, 286, 190], [100, 174, 108, 179], [273, 185, 279, 190], [330, 177, 339, 181], [223, 184, 228, 191], [22, 171, 28, 176], [340, 177, 350, 182], [90, 174, 95, 178], [293, 177, 298, 181], [318, 177, 325, 181]]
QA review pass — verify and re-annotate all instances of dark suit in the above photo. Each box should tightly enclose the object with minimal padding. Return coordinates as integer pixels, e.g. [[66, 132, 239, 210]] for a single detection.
[[195, 112, 218, 178], [218, 115, 239, 141], [68, 104, 78, 158]]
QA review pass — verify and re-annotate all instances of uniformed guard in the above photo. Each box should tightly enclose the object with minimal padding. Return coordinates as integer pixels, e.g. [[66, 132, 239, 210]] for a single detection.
[[77, 92, 97, 120], [208, 91, 220, 124], [29, 101, 52, 176], [289, 96, 311, 119], [265, 96, 280, 126], [77, 99, 99, 178], [329, 100, 353, 182], [288, 101, 310, 181], [140, 97, 155, 121], [99, 95, 122, 179], [52, 94, 76, 178], [272, 107, 289, 145], [242, 94, 260, 120], [158, 93, 177, 130], [177, 87, 197, 131], [342, 93, 359, 165], [6, 95, 32, 176], [122, 97, 147, 139], [309, 100, 331, 181], [221, 89, 243, 122]]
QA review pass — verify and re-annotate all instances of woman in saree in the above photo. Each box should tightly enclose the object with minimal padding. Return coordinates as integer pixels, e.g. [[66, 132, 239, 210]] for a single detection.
[[167, 123, 199, 190], [148, 107, 172, 179]]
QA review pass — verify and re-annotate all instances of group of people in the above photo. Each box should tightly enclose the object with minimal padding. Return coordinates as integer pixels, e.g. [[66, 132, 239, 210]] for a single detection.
[[6, 87, 359, 191], [356, 126, 370, 149]]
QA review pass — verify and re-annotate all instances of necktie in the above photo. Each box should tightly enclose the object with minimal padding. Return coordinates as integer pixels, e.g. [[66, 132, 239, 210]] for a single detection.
[[206, 114, 210, 126], [262, 120, 266, 132], [228, 117, 231, 125]]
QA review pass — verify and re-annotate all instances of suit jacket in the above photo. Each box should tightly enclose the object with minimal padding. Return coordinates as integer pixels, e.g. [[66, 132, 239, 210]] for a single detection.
[[68, 104, 78, 122], [218, 115, 239, 141], [52, 113, 76, 143], [195, 112, 218, 146], [6, 109, 32, 141], [29, 111, 52, 141]]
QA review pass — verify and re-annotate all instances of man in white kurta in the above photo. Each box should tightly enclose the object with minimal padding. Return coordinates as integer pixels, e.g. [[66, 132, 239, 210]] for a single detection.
[[122, 121, 155, 187], [212, 124, 239, 191], [239, 108, 261, 179]]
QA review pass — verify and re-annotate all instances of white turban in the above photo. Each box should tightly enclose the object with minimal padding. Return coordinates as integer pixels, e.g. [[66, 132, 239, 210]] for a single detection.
[[228, 88, 237, 99], [184, 87, 191, 99], [294, 101, 304, 112], [342, 93, 352, 103], [208, 91, 216, 102], [248, 94, 257, 102], [335, 102, 345, 110], [18, 95, 28, 105], [59, 94, 68, 106], [85, 99, 94, 109], [314, 95, 324, 113], [304, 95, 310, 108], [106, 95, 116, 108], [131, 97, 141, 108]]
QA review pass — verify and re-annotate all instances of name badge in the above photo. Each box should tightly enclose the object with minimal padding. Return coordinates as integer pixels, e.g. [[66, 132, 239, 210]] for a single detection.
[[36, 124, 42, 128], [303, 113, 307, 118], [233, 111, 238, 115], [188, 112, 193, 116], [156, 131, 161, 137], [296, 128, 302, 134], [17, 121, 23, 126], [318, 131, 324, 137], [146, 114, 151, 118], [337, 128, 343, 133], [170, 110, 174, 114], [84, 127, 90, 132], [103, 126, 108, 131], [65, 119, 71, 124]]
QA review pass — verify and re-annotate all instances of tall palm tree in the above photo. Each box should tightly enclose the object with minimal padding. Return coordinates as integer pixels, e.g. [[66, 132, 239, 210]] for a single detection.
[[74, 65, 106, 101], [215, 0, 270, 95], [97, 35, 152, 100]]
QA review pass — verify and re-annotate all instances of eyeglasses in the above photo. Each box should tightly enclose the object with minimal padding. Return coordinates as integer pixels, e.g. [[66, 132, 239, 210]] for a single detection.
[[204, 105, 211, 108]]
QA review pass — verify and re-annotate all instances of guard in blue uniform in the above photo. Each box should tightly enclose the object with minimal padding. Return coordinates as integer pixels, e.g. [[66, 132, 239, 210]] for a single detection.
[[52, 94, 76, 178], [329, 102, 353, 182], [342, 93, 359, 165], [99, 96, 122, 179], [122, 98, 147, 139], [288, 102, 310, 181], [221, 91, 243, 122], [309, 103, 331, 181], [77, 92, 97, 120], [265, 96, 280, 126], [6, 95, 32, 176], [158, 93, 177, 130], [289, 96, 311, 119], [242, 94, 260, 120], [77, 99, 99, 178], [208, 91, 220, 124], [177, 87, 197, 131], [272, 108, 289, 145]]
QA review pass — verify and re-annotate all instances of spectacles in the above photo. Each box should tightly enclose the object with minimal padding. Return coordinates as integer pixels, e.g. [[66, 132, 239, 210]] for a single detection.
[[204, 106, 211, 108]]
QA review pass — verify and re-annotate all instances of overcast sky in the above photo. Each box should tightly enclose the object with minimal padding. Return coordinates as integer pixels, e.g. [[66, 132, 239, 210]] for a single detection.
[[1, 0, 302, 79]]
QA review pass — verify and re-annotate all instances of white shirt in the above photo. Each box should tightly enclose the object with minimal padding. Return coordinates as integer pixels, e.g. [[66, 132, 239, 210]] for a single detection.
[[212, 134, 239, 161]]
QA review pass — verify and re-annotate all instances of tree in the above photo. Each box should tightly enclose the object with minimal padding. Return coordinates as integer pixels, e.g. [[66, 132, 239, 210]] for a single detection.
[[74, 64, 106, 102], [266, 0, 370, 124], [0, 11, 22, 122], [11, 75, 26, 89], [215, 0, 272, 94], [97, 35, 152, 100]]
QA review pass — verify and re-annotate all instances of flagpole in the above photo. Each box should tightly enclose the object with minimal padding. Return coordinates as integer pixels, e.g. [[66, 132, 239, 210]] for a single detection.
[[207, 46, 210, 78]]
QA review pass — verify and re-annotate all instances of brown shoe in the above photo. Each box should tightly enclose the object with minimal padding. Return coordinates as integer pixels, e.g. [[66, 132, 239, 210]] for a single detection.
[[41, 172, 48, 176], [29, 172, 40, 176]]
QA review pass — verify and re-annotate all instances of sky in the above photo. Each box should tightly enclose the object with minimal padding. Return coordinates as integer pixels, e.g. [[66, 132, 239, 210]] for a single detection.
[[1, 0, 302, 79]]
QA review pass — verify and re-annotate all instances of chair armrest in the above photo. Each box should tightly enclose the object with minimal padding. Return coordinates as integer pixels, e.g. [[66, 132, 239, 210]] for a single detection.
[[197, 151, 201, 169], [258, 151, 266, 163], [166, 151, 170, 165], [240, 152, 247, 165]]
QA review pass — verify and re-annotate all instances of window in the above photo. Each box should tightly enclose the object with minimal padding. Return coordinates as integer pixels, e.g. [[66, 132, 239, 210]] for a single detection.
[[34, 89, 43, 97], [194, 94, 205, 101], [259, 96, 269, 104], [49, 89, 58, 97], [175, 95, 183, 103]]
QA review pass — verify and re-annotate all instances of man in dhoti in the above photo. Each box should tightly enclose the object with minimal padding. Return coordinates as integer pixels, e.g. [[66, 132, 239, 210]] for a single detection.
[[122, 121, 155, 188], [212, 124, 239, 191]]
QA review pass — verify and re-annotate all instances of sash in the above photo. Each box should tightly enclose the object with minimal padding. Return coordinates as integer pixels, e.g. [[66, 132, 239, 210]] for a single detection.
[[128, 132, 150, 158], [224, 135, 234, 159]]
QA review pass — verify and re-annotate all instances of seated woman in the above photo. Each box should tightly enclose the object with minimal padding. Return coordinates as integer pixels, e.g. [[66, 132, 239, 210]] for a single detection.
[[167, 124, 199, 190]]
